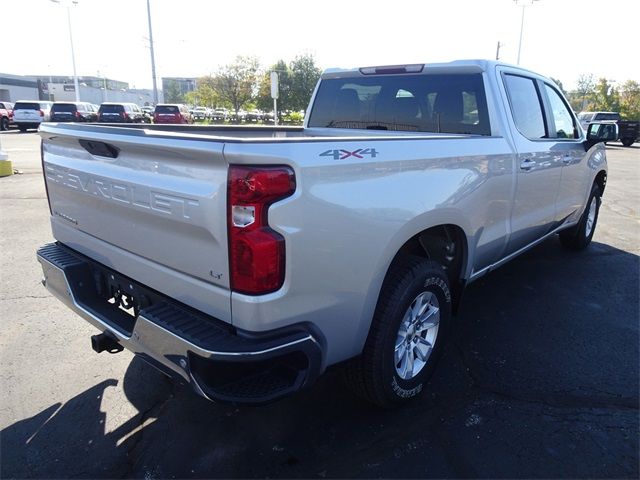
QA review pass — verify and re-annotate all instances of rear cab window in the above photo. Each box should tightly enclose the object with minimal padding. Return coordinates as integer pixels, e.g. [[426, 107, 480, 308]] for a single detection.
[[99, 104, 125, 114], [308, 73, 491, 135], [13, 102, 41, 110], [594, 112, 620, 121], [156, 105, 179, 114], [52, 103, 78, 113]]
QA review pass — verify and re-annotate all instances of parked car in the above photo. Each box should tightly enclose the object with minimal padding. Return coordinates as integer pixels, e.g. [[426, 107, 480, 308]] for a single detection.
[[245, 109, 264, 122], [50, 102, 98, 123], [37, 59, 615, 407], [0, 102, 13, 131], [153, 104, 193, 124], [211, 108, 229, 122], [577, 111, 639, 147], [12, 100, 52, 131], [192, 106, 209, 121], [97, 103, 149, 123]]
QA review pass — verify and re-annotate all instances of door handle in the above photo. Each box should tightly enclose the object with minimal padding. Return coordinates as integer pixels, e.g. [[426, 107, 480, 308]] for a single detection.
[[520, 158, 536, 171]]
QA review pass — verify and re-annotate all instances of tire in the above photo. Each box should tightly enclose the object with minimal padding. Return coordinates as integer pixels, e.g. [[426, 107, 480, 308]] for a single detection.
[[18, 125, 27, 132], [559, 183, 601, 250], [0, 117, 8, 131], [621, 137, 634, 147], [343, 256, 452, 407]]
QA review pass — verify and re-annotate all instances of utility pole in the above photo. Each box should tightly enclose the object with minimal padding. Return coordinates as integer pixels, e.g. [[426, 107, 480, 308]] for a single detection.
[[495, 41, 503, 60], [146, 0, 159, 105]]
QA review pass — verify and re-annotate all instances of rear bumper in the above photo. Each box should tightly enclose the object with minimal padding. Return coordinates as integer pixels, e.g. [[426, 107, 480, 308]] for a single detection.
[[37, 242, 324, 404]]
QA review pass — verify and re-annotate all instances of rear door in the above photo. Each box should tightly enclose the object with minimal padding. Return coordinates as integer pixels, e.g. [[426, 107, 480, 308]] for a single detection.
[[499, 70, 563, 255]]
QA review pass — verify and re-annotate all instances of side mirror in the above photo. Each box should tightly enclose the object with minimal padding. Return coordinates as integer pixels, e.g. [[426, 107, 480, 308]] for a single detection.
[[585, 122, 618, 150]]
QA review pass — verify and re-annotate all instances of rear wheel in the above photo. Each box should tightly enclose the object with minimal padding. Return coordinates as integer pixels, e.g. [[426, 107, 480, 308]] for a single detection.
[[343, 256, 452, 407], [621, 137, 634, 147], [0, 117, 8, 131], [559, 183, 601, 250]]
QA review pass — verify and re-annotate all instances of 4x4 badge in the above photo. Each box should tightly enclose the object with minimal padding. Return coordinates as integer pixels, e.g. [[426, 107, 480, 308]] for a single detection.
[[319, 148, 378, 160]]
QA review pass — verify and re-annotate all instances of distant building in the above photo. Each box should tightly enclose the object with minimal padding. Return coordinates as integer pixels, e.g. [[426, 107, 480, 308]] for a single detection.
[[30, 75, 129, 91], [0, 73, 161, 105], [162, 77, 196, 102], [0, 73, 39, 101]]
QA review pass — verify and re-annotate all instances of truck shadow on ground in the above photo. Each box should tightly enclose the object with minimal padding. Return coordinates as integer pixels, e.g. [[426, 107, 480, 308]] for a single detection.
[[2, 239, 638, 479]]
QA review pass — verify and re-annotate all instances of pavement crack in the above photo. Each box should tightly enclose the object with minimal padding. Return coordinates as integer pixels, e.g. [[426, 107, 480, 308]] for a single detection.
[[121, 381, 175, 477], [450, 340, 639, 412]]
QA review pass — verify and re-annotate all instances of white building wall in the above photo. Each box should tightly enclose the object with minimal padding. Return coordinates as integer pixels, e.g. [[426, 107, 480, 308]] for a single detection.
[[48, 84, 159, 106]]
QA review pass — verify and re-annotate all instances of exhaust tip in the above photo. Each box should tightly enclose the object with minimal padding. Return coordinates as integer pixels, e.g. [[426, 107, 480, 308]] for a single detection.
[[91, 332, 124, 354]]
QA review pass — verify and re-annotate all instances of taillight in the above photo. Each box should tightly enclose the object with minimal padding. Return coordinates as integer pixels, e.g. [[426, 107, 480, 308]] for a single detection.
[[121, 111, 129, 120], [228, 166, 296, 294], [39, 109, 44, 117], [75, 111, 81, 118]]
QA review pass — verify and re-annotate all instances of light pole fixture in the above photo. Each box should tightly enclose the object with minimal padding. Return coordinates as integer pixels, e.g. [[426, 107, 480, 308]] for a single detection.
[[514, 0, 539, 65], [51, 0, 80, 102], [146, 0, 159, 105]]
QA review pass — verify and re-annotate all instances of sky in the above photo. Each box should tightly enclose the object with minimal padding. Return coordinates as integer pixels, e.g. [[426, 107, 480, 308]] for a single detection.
[[2, 0, 639, 91]]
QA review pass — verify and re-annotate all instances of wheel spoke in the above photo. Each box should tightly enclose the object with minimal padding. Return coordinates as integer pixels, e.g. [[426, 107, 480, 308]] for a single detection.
[[416, 336, 432, 348], [405, 347, 415, 376], [414, 343, 429, 361], [418, 307, 440, 331]]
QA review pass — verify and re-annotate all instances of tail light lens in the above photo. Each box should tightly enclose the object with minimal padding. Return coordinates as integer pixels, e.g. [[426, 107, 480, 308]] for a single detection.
[[228, 166, 295, 294], [39, 109, 44, 117]]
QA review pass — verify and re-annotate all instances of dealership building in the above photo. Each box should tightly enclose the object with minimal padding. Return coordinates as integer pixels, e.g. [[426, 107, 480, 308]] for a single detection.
[[0, 73, 162, 105]]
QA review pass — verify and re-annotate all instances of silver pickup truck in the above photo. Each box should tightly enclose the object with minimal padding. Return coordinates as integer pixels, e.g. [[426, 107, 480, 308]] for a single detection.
[[37, 60, 616, 406]]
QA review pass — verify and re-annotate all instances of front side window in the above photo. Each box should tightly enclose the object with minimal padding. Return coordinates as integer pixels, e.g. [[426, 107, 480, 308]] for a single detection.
[[504, 74, 546, 140], [544, 84, 578, 139]]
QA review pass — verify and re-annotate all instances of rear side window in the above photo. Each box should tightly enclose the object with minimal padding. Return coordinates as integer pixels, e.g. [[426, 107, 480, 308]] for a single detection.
[[308, 73, 491, 135], [13, 102, 40, 110], [99, 104, 124, 114], [52, 103, 77, 113], [503, 74, 546, 139], [156, 105, 179, 113]]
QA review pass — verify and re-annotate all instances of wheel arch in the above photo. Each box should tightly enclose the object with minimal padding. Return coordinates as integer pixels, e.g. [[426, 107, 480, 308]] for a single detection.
[[348, 218, 472, 364]]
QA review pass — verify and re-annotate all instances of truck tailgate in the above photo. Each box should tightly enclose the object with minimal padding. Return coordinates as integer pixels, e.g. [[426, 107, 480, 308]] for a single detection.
[[40, 124, 231, 322]]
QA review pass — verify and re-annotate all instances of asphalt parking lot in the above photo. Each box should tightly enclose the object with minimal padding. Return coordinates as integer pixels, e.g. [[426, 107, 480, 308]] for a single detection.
[[1, 130, 638, 479]]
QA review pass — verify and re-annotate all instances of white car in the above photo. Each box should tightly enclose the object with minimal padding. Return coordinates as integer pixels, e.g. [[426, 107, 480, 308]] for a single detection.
[[13, 100, 53, 131]]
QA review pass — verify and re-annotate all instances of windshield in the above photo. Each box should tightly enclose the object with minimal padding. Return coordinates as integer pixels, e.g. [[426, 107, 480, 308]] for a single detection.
[[308, 73, 490, 135]]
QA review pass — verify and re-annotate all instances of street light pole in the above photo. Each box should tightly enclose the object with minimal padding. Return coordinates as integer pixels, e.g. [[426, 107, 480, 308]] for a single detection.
[[514, 0, 539, 65], [146, 0, 159, 105], [51, 0, 80, 102], [66, 4, 80, 101]]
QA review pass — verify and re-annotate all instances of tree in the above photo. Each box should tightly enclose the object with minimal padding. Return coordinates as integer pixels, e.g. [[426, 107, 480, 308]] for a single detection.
[[618, 80, 640, 119], [256, 60, 293, 113], [187, 76, 223, 108], [289, 53, 322, 111], [549, 77, 566, 96], [591, 78, 619, 112], [575, 73, 596, 111], [164, 80, 183, 103], [212, 56, 260, 116]]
